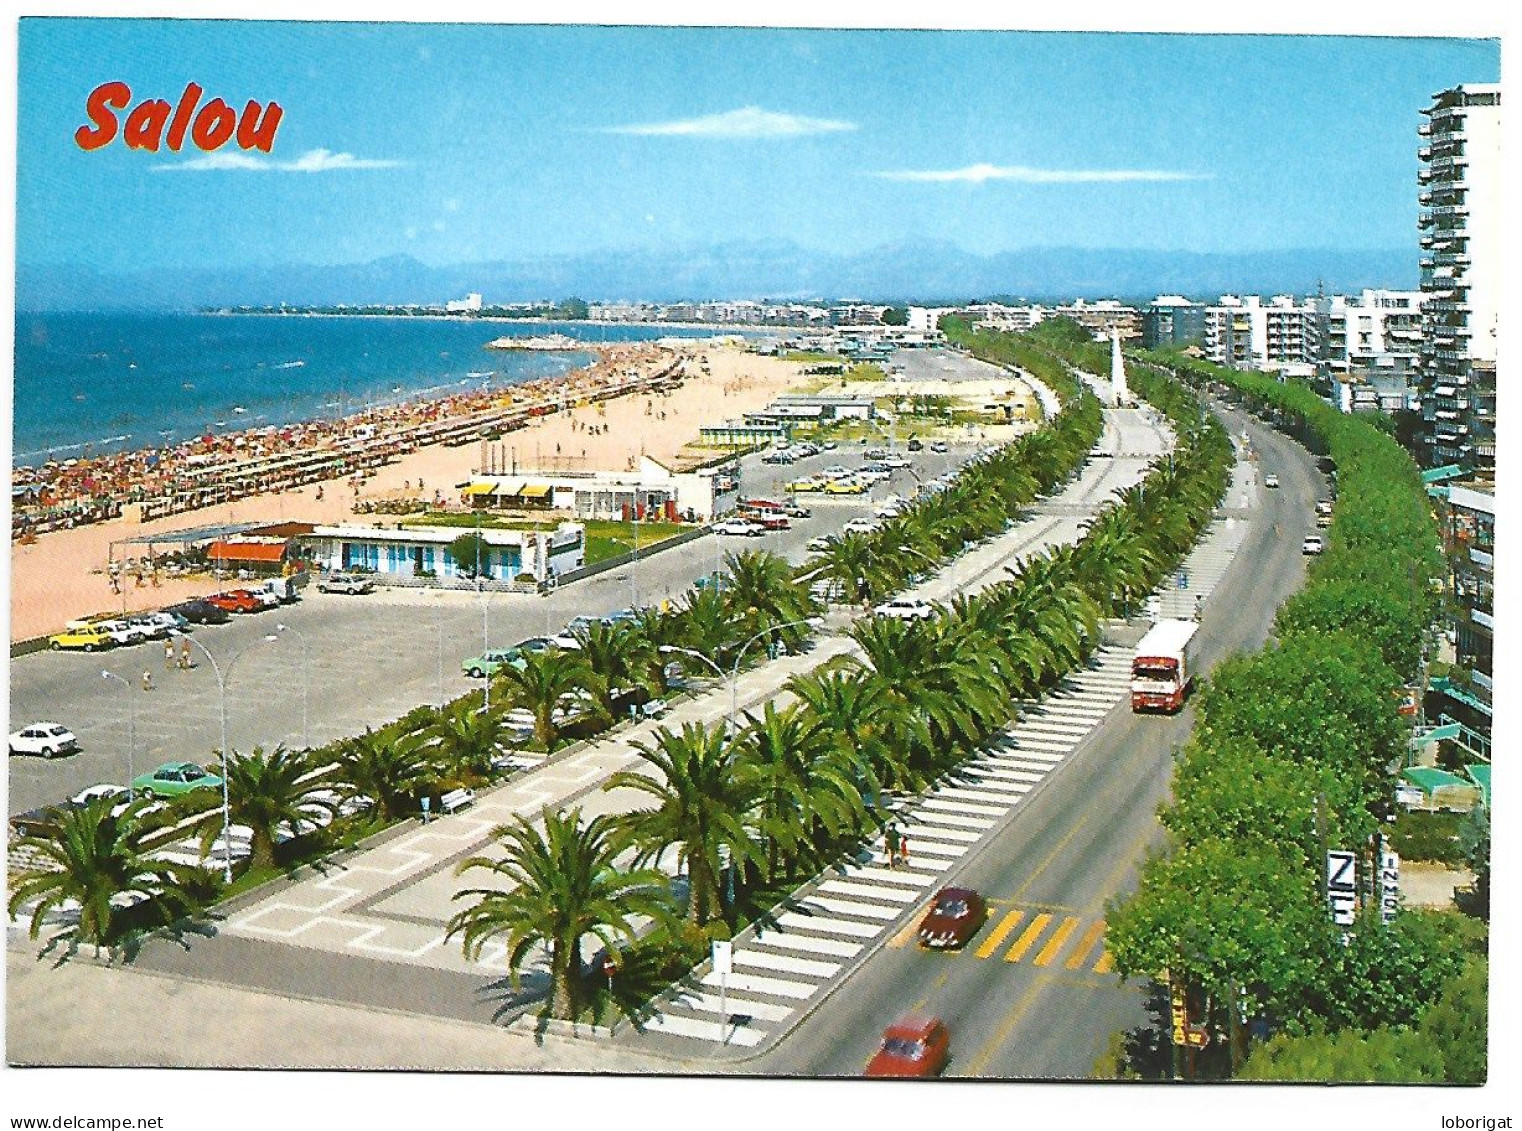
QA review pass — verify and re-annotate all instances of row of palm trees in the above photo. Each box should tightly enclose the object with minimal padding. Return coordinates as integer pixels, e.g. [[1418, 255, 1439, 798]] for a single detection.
[[440, 327, 1238, 1020]]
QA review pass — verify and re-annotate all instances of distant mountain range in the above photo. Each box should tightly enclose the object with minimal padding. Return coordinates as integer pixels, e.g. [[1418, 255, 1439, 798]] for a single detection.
[[16, 239, 1418, 312]]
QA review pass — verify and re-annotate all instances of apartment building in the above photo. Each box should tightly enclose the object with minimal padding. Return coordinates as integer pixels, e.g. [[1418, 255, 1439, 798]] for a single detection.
[[1203, 294, 1325, 375], [1142, 296, 1207, 349], [1325, 289, 1425, 376], [1417, 83, 1501, 472]]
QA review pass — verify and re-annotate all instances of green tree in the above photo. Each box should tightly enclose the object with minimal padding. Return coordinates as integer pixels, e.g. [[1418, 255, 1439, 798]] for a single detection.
[[8, 797, 202, 962], [786, 666, 917, 797], [724, 548, 817, 652], [1420, 958, 1488, 1084], [575, 620, 655, 718], [429, 698, 508, 777], [1104, 839, 1331, 1026], [447, 532, 489, 579], [196, 745, 338, 872], [447, 807, 674, 1020], [879, 305, 908, 326], [1238, 1027, 1447, 1083], [495, 649, 603, 751], [334, 726, 438, 823], [735, 700, 866, 879], [605, 722, 757, 927]]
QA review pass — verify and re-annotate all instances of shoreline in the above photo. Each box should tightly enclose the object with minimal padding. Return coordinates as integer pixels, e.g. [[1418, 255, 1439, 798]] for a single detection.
[[9, 344, 806, 642]]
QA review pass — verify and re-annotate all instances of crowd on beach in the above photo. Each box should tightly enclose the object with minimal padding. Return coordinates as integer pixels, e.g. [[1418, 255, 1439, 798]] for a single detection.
[[11, 343, 683, 541]]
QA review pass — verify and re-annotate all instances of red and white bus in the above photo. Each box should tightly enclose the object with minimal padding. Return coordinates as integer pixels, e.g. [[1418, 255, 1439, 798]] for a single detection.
[[1130, 619, 1200, 713]]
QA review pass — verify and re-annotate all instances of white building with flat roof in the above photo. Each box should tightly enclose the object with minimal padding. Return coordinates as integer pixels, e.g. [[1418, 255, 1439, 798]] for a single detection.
[[304, 521, 584, 583], [446, 293, 483, 313]]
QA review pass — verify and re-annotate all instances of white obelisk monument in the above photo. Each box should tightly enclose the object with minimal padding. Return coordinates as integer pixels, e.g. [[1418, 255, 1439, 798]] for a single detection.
[[1110, 325, 1129, 407]]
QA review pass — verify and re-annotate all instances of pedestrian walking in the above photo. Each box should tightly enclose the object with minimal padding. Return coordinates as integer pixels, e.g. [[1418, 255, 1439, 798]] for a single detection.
[[900, 832, 911, 869], [884, 824, 901, 869], [164, 639, 175, 670], [180, 638, 193, 670], [141, 670, 154, 693]]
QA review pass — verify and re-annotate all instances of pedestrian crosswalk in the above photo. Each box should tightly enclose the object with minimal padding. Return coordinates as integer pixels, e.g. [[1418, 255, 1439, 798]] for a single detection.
[[633, 649, 1133, 1052]]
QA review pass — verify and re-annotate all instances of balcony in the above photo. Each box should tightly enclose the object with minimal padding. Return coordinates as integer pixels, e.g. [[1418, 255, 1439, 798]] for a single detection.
[[1418, 122, 1432, 136]]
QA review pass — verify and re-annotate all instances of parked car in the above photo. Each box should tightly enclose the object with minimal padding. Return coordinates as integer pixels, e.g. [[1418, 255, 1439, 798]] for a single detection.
[[882, 454, 911, 469], [1302, 535, 1325, 555], [9, 784, 132, 839], [761, 449, 794, 465], [874, 597, 935, 621], [244, 588, 281, 610], [819, 464, 852, 480], [1264, 473, 1281, 489], [126, 612, 181, 639], [864, 1016, 951, 1078], [842, 517, 878, 536], [930, 440, 949, 453], [806, 536, 835, 554], [164, 599, 231, 625], [205, 590, 262, 614], [821, 440, 839, 450], [461, 649, 523, 678], [785, 477, 824, 493], [793, 442, 820, 457], [47, 625, 115, 652], [907, 438, 924, 452], [782, 503, 812, 519], [132, 761, 224, 799], [822, 479, 867, 495], [715, 518, 767, 537], [864, 448, 888, 461], [9, 722, 80, 758], [917, 887, 988, 949], [756, 514, 791, 532], [317, 573, 374, 595]]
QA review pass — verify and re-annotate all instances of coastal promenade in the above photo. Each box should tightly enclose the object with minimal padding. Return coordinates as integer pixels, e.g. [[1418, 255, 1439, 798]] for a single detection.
[[8, 345, 804, 642]]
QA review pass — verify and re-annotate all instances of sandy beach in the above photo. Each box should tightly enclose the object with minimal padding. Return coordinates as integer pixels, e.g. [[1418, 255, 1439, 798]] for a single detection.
[[8, 344, 804, 642]]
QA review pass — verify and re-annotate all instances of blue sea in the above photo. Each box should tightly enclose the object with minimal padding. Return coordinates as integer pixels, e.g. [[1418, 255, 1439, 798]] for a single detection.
[[12, 313, 722, 467]]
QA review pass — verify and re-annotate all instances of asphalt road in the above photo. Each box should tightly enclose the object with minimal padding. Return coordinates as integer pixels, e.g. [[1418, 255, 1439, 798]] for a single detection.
[[7, 369, 987, 820], [738, 401, 1327, 1079]]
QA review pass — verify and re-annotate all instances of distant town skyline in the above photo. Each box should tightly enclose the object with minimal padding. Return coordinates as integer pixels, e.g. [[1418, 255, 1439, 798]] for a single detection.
[[18, 21, 1498, 275]]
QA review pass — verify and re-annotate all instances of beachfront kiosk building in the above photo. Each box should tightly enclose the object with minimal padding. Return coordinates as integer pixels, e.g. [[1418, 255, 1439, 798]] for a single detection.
[[303, 521, 585, 584], [458, 455, 739, 523]]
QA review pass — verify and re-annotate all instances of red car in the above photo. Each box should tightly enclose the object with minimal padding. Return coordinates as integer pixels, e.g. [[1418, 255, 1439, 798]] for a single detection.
[[865, 1016, 951, 1078], [916, 887, 988, 950], [205, 590, 262, 614]]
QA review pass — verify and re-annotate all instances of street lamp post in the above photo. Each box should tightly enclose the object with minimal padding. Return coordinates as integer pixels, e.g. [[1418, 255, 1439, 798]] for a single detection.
[[660, 615, 824, 732], [182, 633, 278, 885], [100, 670, 136, 790], [274, 623, 311, 749]]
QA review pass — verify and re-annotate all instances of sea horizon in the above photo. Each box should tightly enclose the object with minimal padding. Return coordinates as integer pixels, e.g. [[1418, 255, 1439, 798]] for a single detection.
[[11, 311, 726, 468]]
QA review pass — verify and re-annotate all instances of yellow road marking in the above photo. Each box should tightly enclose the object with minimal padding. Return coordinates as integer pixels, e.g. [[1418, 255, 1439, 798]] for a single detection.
[[974, 910, 1025, 960], [1065, 920, 1107, 970], [1033, 916, 1080, 967], [1003, 913, 1052, 963], [887, 918, 921, 949], [1093, 948, 1115, 975]]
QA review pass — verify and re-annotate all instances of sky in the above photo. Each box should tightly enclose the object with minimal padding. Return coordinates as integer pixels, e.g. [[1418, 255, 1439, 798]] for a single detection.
[[15, 19, 1500, 271]]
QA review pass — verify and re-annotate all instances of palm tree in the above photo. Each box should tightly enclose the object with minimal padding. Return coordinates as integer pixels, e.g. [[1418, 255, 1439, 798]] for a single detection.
[[724, 548, 816, 651], [334, 727, 438, 823], [196, 744, 338, 872], [575, 621, 654, 718], [674, 583, 739, 664], [447, 807, 675, 1020], [430, 698, 508, 777], [604, 722, 757, 927], [814, 532, 886, 608], [786, 666, 916, 797], [625, 606, 685, 694], [495, 648, 604, 750], [737, 700, 870, 879], [9, 796, 202, 961]]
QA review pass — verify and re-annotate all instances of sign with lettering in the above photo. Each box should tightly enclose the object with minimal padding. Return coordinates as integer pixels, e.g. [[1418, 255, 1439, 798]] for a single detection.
[[1326, 849, 1357, 926], [1380, 850, 1401, 924]]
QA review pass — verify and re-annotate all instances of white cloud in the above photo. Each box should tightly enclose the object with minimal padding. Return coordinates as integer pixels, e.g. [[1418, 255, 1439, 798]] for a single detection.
[[871, 163, 1209, 184], [155, 147, 405, 173], [604, 106, 857, 139]]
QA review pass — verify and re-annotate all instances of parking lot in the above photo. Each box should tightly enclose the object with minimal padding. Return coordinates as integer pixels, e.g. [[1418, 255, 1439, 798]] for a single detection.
[[8, 435, 984, 820]]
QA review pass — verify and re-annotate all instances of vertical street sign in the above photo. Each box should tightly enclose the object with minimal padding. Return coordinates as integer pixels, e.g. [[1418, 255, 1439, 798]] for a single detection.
[[712, 939, 733, 1044], [1326, 849, 1357, 926], [1380, 850, 1401, 924]]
